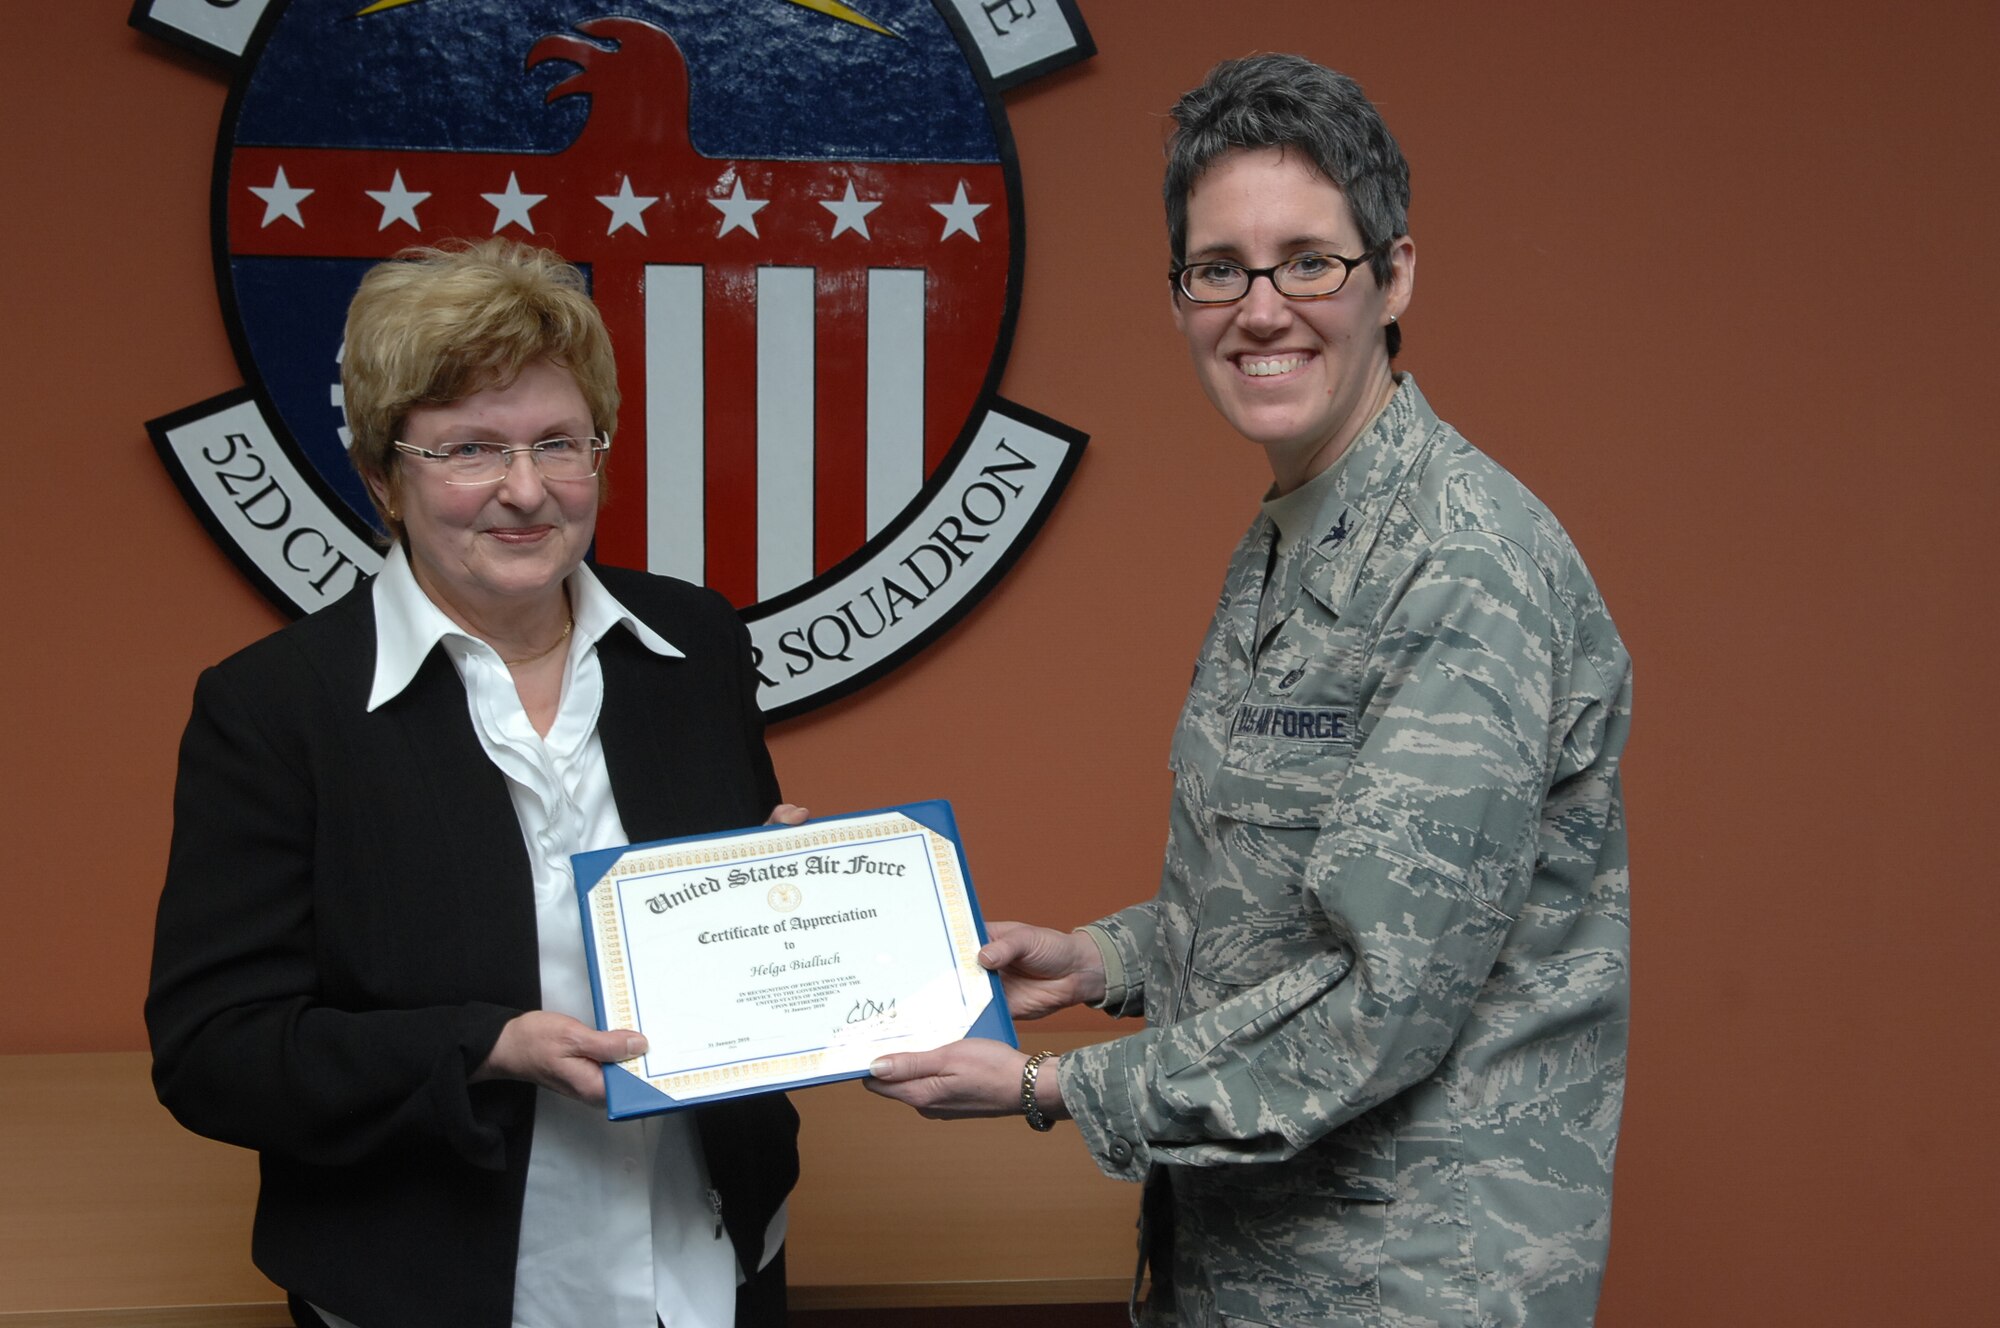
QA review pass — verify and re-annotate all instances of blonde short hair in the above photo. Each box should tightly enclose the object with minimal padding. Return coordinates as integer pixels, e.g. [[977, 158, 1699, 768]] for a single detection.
[[340, 239, 619, 541]]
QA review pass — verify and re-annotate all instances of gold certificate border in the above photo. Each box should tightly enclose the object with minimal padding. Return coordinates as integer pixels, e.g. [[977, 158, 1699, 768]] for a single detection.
[[585, 811, 984, 1098]]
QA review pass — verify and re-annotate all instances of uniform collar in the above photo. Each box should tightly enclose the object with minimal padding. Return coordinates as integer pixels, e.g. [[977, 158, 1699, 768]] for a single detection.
[[367, 543, 680, 712], [1260, 450, 1350, 551], [1294, 374, 1440, 614]]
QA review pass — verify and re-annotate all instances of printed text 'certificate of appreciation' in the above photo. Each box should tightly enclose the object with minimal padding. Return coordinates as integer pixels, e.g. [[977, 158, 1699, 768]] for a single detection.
[[572, 800, 1014, 1118]]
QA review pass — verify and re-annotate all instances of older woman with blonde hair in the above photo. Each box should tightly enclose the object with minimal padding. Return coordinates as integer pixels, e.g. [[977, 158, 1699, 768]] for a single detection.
[[149, 239, 799, 1328]]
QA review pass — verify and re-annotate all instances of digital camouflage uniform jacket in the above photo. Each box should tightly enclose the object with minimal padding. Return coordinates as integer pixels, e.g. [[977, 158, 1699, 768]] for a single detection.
[[1058, 377, 1632, 1327]]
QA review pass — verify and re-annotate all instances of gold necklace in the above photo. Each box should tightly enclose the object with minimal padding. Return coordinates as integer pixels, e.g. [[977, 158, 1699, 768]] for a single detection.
[[501, 617, 573, 667]]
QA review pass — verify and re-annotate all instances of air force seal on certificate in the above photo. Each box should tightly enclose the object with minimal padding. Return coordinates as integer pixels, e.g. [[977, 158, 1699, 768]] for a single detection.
[[571, 800, 1013, 1118], [133, 0, 1092, 718]]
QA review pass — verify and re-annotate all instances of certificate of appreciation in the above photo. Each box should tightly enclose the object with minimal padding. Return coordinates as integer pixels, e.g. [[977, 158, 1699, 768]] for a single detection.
[[571, 800, 1015, 1118]]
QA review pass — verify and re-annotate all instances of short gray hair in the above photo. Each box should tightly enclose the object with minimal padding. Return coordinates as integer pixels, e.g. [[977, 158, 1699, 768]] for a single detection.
[[1165, 54, 1411, 354]]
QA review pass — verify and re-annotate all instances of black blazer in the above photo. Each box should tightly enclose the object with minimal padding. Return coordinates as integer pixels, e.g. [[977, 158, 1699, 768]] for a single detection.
[[146, 566, 799, 1328]]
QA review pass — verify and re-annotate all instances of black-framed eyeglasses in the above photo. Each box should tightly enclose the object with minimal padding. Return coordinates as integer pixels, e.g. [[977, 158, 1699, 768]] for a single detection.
[[391, 435, 610, 486], [1171, 248, 1382, 304]]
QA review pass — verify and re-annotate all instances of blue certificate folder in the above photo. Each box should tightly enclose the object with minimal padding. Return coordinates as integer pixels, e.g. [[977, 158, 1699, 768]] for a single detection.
[[572, 799, 1016, 1119]]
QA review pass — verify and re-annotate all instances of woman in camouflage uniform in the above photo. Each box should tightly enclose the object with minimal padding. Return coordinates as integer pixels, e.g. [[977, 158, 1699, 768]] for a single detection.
[[869, 54, 1632, 1328]]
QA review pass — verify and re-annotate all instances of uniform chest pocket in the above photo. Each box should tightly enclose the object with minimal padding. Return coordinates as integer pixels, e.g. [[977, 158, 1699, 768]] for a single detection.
[[1211, 604, 1367, 828], [1209, 722, 1359, 828]]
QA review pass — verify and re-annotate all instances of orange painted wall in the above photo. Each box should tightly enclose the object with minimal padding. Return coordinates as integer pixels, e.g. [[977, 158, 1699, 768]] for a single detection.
[[4, 3, 1995, 1322]]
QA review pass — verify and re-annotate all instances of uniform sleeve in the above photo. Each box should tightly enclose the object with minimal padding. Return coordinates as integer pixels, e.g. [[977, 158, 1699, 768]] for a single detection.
[[146, 666, 522, 1171], [1061, 531, 1592, 1179], [1079, 901, 1159, 1018]]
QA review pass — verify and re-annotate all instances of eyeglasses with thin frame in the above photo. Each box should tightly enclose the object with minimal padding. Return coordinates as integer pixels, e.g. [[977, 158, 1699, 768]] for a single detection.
[[391, 435, 610, 486], [1171, 247, 1383, 304]]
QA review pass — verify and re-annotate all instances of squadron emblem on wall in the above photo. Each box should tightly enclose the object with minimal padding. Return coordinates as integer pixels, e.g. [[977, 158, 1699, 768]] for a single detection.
[[134, 0, 1091, 717]]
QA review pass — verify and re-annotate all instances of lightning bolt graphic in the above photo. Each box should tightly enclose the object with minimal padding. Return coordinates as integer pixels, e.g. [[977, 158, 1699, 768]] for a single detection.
[[355, 0, 897, 39], [782, 0, 900, 38]]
